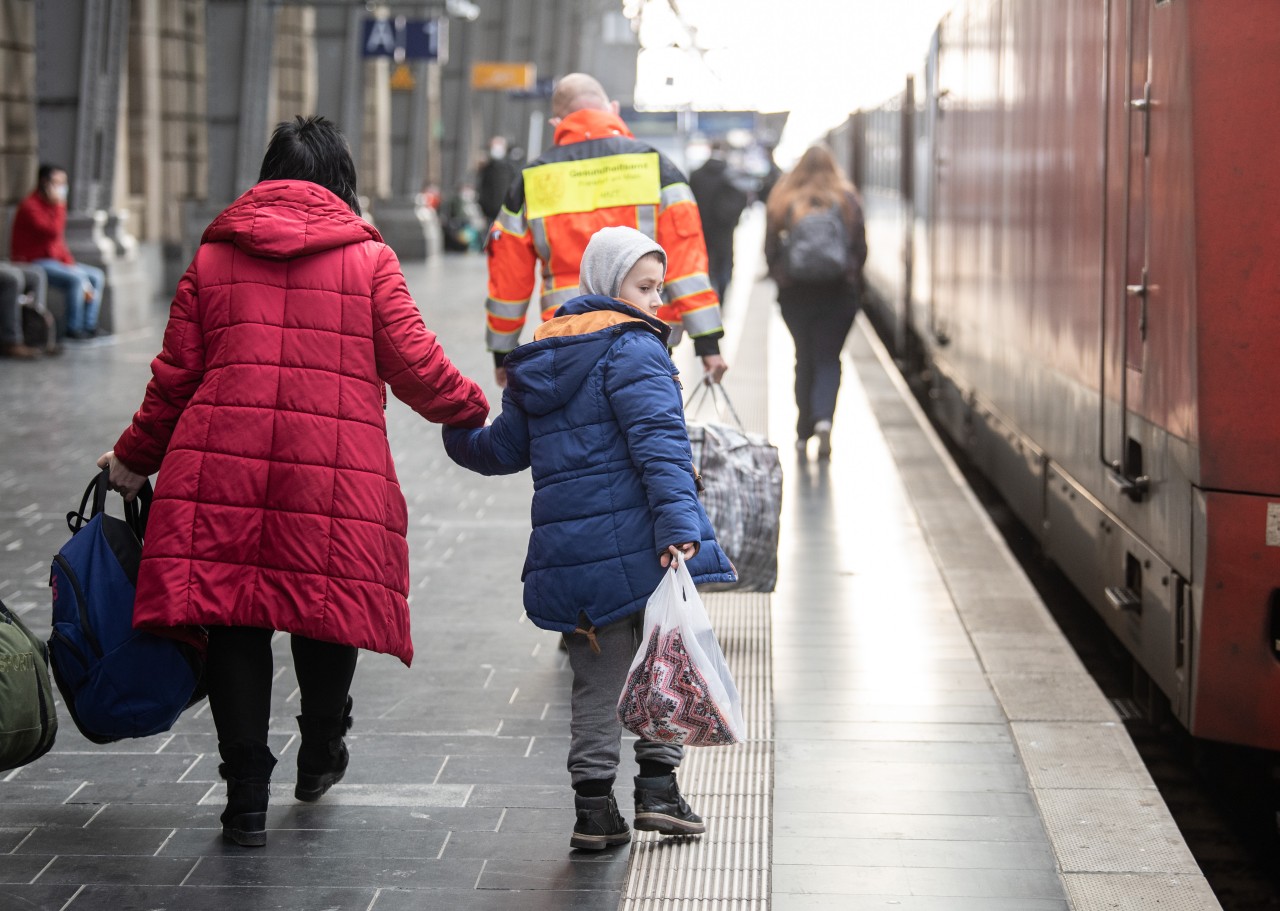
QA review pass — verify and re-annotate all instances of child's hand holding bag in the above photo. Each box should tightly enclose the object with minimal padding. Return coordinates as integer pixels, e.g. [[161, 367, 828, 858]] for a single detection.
[[616, 551, 745, 746]]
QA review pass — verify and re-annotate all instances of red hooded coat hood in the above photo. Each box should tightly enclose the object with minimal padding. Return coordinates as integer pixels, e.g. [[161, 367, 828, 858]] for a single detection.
[[202, 179, 381, 259]]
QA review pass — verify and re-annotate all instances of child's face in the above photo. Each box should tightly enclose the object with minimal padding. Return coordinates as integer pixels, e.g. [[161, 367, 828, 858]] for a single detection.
[[617, 255, 665, 317]]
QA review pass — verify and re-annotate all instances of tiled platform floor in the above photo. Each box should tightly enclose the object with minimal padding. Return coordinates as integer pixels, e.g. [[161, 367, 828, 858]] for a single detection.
[[0, 207, 1219, 910]]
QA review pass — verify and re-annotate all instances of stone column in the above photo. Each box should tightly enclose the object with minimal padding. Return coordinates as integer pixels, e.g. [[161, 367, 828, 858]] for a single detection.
[[313, 4, 371, 214], [34, 0, 153, 332], [127, 0, 164, 244], [183, 0, 275, 263], [370, 10, 443, 260], [204, 0, 276, 204]]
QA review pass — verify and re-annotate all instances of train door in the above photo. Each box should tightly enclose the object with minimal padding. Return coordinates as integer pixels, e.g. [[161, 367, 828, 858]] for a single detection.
[[1101, 0, 1152, 502]]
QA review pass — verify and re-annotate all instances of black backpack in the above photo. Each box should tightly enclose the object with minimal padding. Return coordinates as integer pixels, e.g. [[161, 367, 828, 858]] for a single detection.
[[782, 204, 849, 283]]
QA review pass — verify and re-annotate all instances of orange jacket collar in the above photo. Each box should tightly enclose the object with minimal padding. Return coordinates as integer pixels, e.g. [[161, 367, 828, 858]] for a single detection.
[[533, 306, 656, 341], [554, 108, 633, 146]]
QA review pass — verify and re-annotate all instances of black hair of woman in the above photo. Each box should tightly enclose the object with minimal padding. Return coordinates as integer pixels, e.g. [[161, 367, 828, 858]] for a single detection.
[[258, 115, 361, 215]]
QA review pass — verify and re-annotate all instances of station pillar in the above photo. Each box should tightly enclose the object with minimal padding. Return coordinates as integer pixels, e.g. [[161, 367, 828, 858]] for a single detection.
[[185, 0, 277, 260], [312, 5, 367, 178], [34, 0, 152, 332], [371, 54, 442, 261]]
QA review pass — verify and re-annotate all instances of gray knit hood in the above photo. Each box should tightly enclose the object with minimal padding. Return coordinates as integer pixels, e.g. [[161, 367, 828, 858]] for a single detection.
[[578, 226, 666, 299]]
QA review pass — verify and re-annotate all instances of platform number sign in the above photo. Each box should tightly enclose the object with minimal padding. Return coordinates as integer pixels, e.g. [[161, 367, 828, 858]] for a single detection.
[[362, 17, 447, 63]]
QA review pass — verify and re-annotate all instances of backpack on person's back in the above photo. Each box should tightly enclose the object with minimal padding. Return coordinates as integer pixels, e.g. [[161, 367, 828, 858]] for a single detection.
[[781, 203, 849, 283]]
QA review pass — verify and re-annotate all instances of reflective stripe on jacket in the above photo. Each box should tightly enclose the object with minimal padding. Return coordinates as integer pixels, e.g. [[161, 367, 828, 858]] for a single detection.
[[484, 108, 722, 355]]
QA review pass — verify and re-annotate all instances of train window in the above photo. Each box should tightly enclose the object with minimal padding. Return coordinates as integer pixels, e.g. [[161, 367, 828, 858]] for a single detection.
[[1269, 590, 1280, 660], [1126, 437, 1144, 482], [1124, 553, 1143, 616], [1175, 576, 1188, 670]]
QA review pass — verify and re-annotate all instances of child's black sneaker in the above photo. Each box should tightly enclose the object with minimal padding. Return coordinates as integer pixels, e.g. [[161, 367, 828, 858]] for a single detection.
[[633, 773, 705, 835], [570, 793, 631, 850]]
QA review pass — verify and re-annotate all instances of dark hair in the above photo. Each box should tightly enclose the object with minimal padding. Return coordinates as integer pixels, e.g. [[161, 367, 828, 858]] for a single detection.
[[37, 163, 66, 186], [258, 115, 360, 215]]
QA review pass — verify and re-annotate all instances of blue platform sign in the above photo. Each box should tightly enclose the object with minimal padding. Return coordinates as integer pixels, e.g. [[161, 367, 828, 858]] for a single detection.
[[362, 18, 446, 62]]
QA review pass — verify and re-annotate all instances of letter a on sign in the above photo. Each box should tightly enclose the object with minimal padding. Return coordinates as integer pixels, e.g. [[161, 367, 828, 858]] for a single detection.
[[365, 20, 396, 57]]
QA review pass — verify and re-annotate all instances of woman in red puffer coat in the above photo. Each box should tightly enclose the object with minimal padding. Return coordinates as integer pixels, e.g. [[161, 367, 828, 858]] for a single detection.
[[97, 116, 489, 847]]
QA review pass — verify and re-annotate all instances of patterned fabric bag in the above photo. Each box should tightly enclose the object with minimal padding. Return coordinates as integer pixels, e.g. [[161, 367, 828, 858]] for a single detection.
[[686, 383, 782, 592], [617, 553, 745, 747]]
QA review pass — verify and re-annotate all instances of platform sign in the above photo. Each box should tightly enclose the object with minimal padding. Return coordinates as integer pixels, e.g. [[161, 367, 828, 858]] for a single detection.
[[471, 62, 536, 91], [362, 18, 446, 62], [389, 63, 416, 92]]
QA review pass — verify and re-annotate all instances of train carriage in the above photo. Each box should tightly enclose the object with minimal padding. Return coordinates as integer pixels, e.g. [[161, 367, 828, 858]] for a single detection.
[[851, 0, 1280, 752]]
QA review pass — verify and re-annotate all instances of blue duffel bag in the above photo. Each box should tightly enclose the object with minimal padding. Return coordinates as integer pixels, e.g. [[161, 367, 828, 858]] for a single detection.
[[48, 470, 206, 743]]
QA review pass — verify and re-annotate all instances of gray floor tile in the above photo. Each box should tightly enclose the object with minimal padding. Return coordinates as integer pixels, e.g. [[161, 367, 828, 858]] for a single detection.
[[371, 886, 623, 911], [476, 857, 630, 891], [773, 863, 1066, 899], [183, 854, 483, 890], [773, 812, 1053, 843], [442, 829, 633, 863], [771, 786, 1037, 817], [17, 827, 174, 856], [65, 884, 377, 910], [66, 781, 214, 805], [0, 804, 99, 828], [775, 739, 1019, 764], [773, 760, 1028, 792], [774, 835, 1055, 869], [495, 806, 574, 834], [0, 854, 57, 885], [466, 785, 572, 809], [771, 892, 1069, 910], [0, 884, 82, 911], [775, 721, 1011, 743], [160, 826, 449, 859], [0, 781, 93, 805], [10, 752, 199, 782], [773, 703, 1006, 724], [34, 855, 200, 886], [433, 754, 568, 786]]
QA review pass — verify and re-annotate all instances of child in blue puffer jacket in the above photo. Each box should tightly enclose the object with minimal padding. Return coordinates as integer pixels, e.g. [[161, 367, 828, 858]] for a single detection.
[[443, 225, 736, 852]]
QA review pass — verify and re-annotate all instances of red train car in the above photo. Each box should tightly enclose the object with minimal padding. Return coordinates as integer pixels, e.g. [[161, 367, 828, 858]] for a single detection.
[[851, 0, 1280, 752]]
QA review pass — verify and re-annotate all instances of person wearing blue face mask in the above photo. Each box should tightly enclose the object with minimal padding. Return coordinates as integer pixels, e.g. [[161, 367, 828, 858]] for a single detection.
[[10, 164, 106, 340]]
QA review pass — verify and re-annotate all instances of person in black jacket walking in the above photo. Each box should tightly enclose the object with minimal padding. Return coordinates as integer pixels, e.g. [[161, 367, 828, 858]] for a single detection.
[[476, 136, 517, 225], [689, 142, 748, 303]]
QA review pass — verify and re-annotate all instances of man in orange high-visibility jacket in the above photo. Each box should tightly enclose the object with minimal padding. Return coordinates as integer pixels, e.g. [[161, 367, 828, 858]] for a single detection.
[[484, 73, 729, 387]]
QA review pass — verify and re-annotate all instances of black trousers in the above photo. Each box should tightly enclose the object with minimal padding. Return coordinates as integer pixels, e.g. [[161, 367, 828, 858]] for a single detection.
[[205, 626, 357, 749], [778, 280, 858, 439]]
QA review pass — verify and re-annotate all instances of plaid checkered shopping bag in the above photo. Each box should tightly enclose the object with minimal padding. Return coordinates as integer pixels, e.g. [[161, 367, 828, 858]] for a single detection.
[[685, 382, 782, 592]]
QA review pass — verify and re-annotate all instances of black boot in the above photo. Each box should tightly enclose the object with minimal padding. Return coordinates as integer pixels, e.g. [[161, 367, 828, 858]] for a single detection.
[[633, 772, 705, 836], [295, 695, 353, 802], [218, 740, 277, 847], [570, 793, 631, 851]]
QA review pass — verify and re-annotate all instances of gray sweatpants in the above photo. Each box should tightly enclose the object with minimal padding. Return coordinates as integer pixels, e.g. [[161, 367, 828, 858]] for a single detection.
[[562, 611, 683, 787]]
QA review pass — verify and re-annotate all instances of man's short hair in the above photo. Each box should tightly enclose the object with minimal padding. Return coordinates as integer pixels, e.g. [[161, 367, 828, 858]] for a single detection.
[[551, 73, 611, 119]]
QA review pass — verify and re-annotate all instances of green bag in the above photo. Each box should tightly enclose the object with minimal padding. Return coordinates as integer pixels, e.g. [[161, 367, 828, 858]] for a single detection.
[[0, 597, 58, 771]]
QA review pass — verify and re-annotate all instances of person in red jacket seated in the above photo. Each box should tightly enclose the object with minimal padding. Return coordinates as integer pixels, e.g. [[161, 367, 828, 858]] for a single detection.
[[9, 164, 106, 340], [95, 115, 490, 848]]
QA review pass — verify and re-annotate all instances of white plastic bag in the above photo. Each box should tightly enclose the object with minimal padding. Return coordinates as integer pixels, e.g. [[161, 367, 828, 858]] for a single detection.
[[616, 553, 746, 746]]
